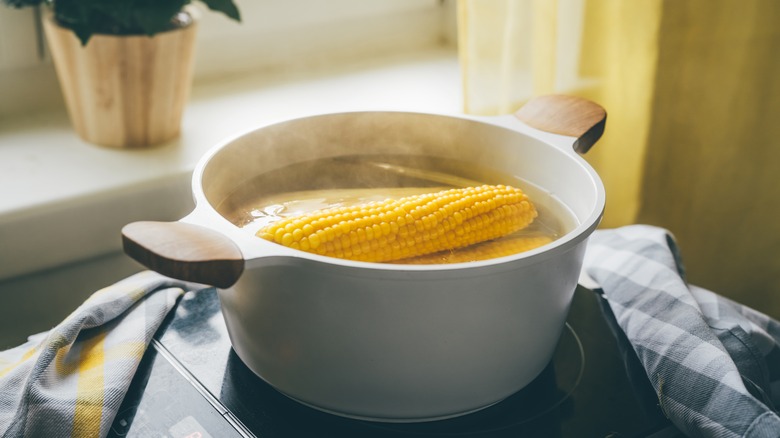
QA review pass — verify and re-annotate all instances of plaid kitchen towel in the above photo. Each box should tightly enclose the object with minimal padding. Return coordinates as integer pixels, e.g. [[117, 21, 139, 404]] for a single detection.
[[0, 271, 201, 438], [583, 225, 780, 438]]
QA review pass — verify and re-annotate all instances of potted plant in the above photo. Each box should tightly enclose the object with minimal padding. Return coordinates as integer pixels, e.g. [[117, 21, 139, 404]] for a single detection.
[[2, 0, 241, 148]]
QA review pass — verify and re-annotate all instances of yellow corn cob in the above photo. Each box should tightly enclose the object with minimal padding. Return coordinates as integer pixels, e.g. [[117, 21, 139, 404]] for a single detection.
[[396, 235, 552, 264], [257, 185, 537, 263]]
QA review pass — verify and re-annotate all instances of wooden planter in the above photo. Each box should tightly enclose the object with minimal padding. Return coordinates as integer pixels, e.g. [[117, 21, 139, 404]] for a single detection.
[[42, 14, 198, 149]]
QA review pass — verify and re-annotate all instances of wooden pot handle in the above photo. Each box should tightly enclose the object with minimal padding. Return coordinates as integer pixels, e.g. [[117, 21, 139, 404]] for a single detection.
[[122, 221, 245, 289], [515, 95, 607, 154]]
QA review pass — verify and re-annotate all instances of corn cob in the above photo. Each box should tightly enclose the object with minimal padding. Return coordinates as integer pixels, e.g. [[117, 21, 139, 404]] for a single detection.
[[257, 185, 537, 263], [396, 235, 552, 264]]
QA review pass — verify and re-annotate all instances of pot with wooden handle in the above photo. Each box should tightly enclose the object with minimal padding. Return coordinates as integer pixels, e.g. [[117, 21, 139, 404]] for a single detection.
[[122, 95, 606, 422]]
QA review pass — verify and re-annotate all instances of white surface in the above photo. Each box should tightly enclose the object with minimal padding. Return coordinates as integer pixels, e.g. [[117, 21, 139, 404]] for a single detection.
[[0, 48, 461, 281]]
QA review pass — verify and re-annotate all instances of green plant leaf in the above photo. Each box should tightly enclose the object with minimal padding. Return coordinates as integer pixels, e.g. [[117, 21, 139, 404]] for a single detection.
[[90, 0, 138, 34], [199, 0, 240, 21], [53, 0, 94, 44], [26, 0, 241, 45], [131, 0, 188, 36]]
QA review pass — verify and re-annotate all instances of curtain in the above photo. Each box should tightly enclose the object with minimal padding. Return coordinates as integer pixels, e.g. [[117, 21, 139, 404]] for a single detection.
[[458, 0, 780, 317]]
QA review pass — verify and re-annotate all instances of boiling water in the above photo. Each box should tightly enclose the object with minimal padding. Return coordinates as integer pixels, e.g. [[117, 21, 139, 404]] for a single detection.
[[220, 155, 578, 263]]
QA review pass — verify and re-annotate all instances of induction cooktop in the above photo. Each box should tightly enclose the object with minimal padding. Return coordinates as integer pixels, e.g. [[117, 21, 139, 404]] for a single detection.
[[108, 285, 684, 438]]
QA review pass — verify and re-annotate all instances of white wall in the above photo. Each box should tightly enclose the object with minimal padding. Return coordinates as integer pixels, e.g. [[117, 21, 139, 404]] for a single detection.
[[0, 0, 455, 119]]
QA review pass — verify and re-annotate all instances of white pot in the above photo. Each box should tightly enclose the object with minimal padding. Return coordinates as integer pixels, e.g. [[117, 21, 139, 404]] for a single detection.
[[123, 95, 606, 421]]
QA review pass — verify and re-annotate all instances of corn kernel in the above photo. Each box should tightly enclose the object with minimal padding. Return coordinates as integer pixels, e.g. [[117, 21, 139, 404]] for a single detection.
[[256, 185, 538, 263]]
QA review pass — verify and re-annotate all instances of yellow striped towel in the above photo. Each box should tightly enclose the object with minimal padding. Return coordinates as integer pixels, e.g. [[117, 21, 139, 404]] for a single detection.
[[0, 271, 202, 438]]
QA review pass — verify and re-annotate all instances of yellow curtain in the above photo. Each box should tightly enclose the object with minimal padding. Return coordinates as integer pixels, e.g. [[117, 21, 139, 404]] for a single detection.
[[458, 0, 780, 317]]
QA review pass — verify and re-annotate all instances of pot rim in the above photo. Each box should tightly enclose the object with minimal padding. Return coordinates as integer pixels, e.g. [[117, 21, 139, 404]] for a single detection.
[[185, 110, 606, 273]]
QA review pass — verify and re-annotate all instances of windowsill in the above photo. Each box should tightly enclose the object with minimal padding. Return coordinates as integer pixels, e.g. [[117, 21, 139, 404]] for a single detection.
[[0, 47, 461, 281]]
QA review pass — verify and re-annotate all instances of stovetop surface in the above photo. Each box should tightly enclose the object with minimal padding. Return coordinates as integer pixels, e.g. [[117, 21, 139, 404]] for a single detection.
[[109, 286, 684, 438]]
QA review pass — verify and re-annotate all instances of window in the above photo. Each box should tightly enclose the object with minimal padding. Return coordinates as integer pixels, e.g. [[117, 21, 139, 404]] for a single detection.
[[0, 0, 455, 118], [194, 0, 448, 78]]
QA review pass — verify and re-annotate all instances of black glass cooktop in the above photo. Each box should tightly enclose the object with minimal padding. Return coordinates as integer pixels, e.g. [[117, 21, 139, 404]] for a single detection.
[[109, 286, 684, 438]]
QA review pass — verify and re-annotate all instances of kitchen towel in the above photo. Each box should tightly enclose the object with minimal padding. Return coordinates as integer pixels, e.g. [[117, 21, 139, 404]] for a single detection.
[[0, 271, 200, 438], [583, 225, 780, 438]]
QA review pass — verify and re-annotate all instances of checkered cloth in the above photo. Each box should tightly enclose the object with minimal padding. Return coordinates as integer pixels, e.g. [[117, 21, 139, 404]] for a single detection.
[[3, 227, 779, 438], [0, 271, 198, 438], [583, 225, 780, 438]]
